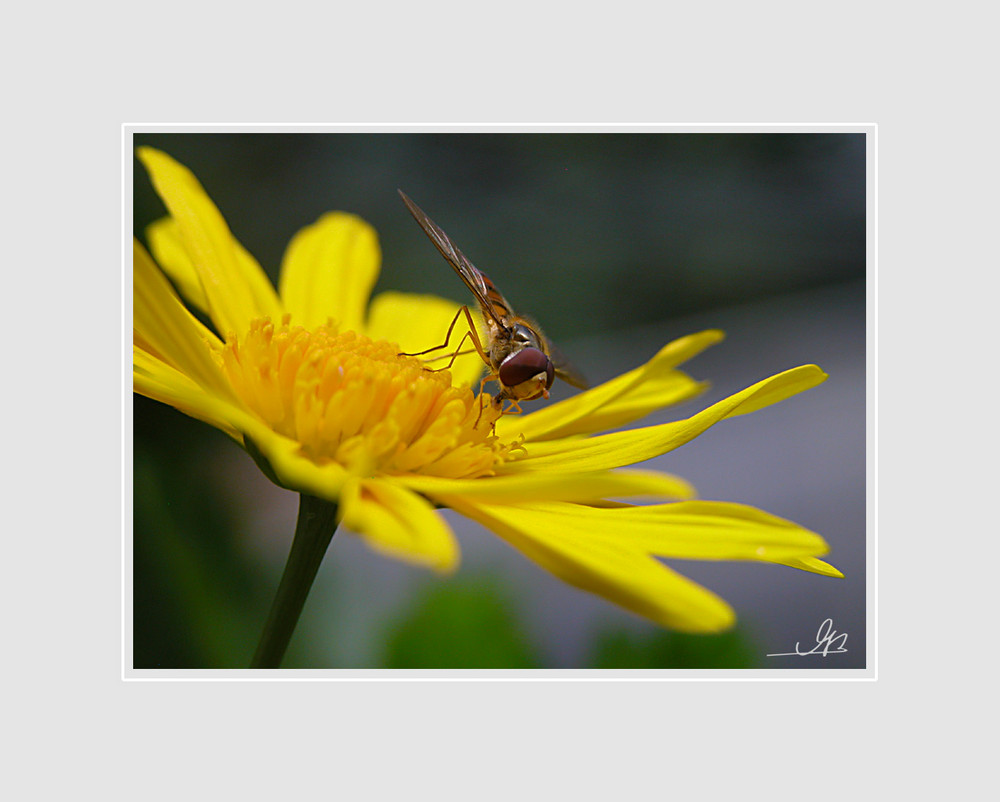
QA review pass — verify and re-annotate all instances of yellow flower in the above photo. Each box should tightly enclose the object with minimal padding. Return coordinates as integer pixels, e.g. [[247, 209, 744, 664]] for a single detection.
[[133, 147, 841, 636]]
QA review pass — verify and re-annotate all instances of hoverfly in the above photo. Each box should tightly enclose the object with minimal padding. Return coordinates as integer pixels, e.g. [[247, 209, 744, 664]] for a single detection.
[[399, 190, 588, 414]]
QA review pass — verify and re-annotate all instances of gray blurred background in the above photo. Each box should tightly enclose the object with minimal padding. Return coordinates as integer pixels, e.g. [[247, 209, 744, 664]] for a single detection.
[[132, 132, 867, 669]]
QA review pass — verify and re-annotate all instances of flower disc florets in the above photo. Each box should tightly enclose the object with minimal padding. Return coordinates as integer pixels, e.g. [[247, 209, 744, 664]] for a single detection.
[[220, 317, 509, 479]]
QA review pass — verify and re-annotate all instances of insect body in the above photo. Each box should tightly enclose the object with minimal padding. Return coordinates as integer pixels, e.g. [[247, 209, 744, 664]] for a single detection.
[[399, 190, 588, 412]]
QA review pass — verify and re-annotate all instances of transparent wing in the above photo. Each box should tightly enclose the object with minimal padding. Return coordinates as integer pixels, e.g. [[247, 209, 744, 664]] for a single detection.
[[546, 336, 590, 389], [398, 190, 508, 331]]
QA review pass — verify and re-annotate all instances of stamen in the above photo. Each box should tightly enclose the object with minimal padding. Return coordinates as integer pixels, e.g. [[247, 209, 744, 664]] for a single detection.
[[220, 318, 515, 479]]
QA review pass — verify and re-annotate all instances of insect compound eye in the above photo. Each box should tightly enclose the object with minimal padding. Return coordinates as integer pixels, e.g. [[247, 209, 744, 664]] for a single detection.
[[498, 348, 554, 391]]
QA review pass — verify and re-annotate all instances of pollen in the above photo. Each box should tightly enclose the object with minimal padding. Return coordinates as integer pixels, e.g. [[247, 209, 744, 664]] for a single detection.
[[220, 318, 510, 479]]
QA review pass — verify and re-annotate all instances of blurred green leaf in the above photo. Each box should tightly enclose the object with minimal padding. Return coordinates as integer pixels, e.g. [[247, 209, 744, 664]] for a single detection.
[[589, 625, 759, 669], [381, 576, 543, 668], [133, 443, 267, 668]]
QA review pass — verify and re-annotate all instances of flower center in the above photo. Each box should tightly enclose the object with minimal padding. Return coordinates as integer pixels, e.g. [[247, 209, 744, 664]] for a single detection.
[[220, 317, 512, 479]]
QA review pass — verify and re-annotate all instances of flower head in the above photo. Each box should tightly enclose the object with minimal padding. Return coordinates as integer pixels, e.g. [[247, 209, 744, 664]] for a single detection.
[[133, 148, 841, 633]]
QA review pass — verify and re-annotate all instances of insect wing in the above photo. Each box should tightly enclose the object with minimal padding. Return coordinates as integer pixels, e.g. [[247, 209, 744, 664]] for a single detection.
[[399, 190, 588, 391], [398, 190, 509, 332], [551, 350, 590, 390]]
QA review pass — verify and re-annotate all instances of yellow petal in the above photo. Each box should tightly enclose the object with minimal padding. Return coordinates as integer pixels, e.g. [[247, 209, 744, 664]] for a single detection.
[[772, 556, 844, 578], [133, 238, 233, 400], [277, 212, 380, 331], [399, 468, 695, 504], [339, 479, 459, 573], [145, 217, 209, 313], [498, 329, 724, 441], [553, 373, 707, 436], [461, 499, 828, 562], [133, 345, 245, 441], [502, 364, 828, 473], [444, 496, 834, 631], [247, 430, 352, 501], [444, 496, 736, 632], [136, 147, 282, 338], [366, 291, 485, 389]]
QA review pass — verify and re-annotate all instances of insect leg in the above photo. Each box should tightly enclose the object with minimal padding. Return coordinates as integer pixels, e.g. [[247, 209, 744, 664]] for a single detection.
[[474, 373, 501, 428], [503, 399, 524, 416], [401, 306, 496, 386], [422, 347, 478, 364], [423, 330, 476, 372], [399, 305, 480, 358]]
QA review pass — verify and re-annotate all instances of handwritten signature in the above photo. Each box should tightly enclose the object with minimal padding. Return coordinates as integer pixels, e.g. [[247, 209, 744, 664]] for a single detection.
[[766, 618, 848, 657]]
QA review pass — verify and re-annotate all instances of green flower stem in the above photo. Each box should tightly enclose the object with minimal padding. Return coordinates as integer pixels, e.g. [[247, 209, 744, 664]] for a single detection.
[[251, 494, 339, 668]]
